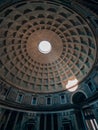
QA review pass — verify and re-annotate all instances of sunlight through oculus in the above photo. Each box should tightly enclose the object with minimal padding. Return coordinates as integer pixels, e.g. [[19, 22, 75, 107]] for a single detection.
[[38, 41, 52, 54], [66, 79, 78, 92]]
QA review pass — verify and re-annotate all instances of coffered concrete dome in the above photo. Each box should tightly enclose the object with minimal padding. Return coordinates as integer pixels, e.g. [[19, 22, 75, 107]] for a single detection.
[[0, 1, 97, 93]]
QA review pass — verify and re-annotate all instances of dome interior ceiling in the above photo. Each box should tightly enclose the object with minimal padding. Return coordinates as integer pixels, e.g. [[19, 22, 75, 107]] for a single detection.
[[0, 1, 96, 93]]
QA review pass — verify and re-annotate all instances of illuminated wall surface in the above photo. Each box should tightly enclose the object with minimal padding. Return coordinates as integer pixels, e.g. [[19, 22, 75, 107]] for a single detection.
[[0, 0, 98, 130]]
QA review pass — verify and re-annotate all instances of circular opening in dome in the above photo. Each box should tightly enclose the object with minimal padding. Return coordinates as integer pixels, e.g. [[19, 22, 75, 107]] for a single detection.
[[38, 41, 52, 54]]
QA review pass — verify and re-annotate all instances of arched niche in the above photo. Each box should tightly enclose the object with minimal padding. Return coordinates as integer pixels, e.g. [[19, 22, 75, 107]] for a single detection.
[[72, 91, 87, 104]]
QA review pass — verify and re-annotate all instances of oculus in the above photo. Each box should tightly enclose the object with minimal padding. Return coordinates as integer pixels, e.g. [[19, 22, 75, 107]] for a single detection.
[[38, 41, 52, 54]]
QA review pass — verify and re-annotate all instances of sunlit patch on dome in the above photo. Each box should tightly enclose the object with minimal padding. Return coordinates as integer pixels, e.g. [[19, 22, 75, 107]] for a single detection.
[[66, 79, 78, 92]]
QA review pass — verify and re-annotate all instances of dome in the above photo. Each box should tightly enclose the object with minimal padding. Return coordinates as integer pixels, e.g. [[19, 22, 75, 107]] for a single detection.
[[0, 0, 97, 94]]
